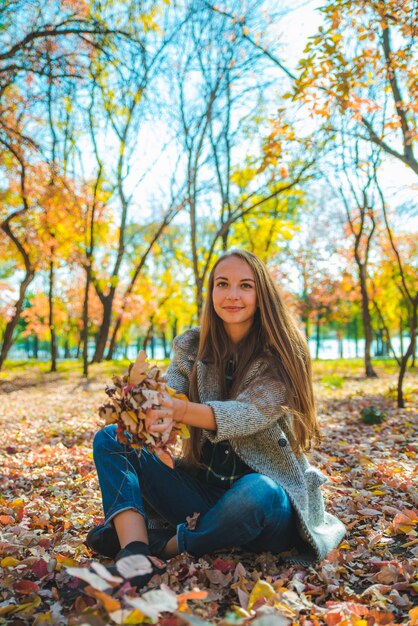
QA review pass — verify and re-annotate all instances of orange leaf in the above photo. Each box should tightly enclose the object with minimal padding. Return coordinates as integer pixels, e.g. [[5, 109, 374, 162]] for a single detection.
[[129, 351, 148, 385], [410, 607, 418, 626], [0, 515, 14, 525], [84, 586, 121, 612], [177, 589, 208, 611]]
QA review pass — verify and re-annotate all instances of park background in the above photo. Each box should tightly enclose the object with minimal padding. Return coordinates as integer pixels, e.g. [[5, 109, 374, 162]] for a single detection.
[[0, 1, 417, 625]]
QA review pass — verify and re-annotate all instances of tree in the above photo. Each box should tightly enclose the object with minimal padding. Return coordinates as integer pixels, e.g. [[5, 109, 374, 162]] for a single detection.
[[167, 1, 315, 315], [374, 182, 417, 407], [0, 148, 38, 369], [0, 0, 169, 367], [335, 140, 381, 377], [293, 0, 418, 176]]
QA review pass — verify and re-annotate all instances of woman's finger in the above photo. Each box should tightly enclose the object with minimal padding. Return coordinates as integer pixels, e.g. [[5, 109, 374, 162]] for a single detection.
[[159, 393, 173, 409], [148, 418, 173, 433]]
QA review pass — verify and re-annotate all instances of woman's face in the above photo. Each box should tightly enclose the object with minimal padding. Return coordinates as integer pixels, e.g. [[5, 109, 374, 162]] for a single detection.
[[212, 256, 258, 342]]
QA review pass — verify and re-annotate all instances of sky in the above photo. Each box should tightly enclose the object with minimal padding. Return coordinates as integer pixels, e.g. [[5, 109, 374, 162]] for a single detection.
[[125, 0, 416, 225]]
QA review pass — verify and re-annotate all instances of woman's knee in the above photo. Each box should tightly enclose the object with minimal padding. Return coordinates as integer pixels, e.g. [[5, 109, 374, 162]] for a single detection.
[[93, 424, 123, 457], [235, 474, 291, 515]]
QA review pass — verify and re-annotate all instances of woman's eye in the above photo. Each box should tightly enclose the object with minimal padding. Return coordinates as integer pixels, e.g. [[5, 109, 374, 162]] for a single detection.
[[241, 283, 252, 289], [216, 281, 227, 288]]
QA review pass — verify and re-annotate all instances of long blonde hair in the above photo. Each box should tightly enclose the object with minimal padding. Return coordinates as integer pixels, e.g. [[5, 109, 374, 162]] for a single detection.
[[182, 249, 319, 466]]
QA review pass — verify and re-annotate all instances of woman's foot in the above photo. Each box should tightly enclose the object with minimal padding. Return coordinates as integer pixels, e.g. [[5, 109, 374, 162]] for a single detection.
[[86, 524, 174, 560], [86, 522, 120, 558], [108, 540, 165, 590]]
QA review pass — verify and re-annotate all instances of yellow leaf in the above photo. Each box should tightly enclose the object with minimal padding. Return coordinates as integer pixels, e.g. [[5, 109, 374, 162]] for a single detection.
[[33, 612, 54, 625], [174, 392, 189, 401], [15, 596, 42, 614], [125, 609, 147, 623], [126, 410, 138, 423], [339, 541, 350, 550], [0, 604, 16, 616], [11, 499, 24, 508], [231, 605, 251, 618], [410, 607, 418, 626], [176, 423, 190, 439], [1, 557, 20, 567], [55, 554, 80, 567], [247, 579, 276, 611]]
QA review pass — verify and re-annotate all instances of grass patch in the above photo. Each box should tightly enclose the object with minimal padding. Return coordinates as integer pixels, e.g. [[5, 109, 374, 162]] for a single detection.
[[320, 374, 344, 389]]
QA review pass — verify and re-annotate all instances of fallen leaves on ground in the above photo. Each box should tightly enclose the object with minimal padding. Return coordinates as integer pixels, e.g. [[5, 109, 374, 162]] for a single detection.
[[0, 362, 417, 624]]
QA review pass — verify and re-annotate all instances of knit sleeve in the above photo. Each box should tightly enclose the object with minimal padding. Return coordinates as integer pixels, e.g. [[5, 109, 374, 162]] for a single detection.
[[165, 355, 190, 396], [205, 372, 289, 441], [165, 328, 199, 396]]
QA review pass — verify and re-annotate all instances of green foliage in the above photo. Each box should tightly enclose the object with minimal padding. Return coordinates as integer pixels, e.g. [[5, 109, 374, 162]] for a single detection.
[[360, 406, 386, 425], [321, 374, 344, 389]]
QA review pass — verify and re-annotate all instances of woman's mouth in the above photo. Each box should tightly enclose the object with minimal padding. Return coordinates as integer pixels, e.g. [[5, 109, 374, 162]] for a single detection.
[[223, 306, 243, 311]]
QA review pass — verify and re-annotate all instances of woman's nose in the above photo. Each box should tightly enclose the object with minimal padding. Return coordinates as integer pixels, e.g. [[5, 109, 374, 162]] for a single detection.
[[226, 288, 239, 300]]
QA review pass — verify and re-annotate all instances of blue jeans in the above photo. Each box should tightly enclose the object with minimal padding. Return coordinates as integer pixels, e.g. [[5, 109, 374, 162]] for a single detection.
[[93, 425, 297, 557]]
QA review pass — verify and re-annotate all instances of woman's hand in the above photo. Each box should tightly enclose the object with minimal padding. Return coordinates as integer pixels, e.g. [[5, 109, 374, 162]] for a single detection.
[[146, 393, 216, 432], [145, 393, 188, 434]]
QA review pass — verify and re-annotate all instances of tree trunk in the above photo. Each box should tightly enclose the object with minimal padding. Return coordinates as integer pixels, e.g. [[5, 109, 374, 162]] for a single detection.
[[397, 299, 417, 407], [221, 228, 229, 251], [48, 259, 57, 372], [354, 318, 358, 357], [161, 332, 169, 359], [82, 264, 91, 378], [375, 329, 383, 357], [315, 312, 321, 360], [33, 335, 39, 359], [0, 269, 35, 369], [106, 316, 121, 361], [196, 277, 204, 320], [64, 338, 70, 359], [143, 323, 153, 353], [92, 294, 113, 363], [399, 316, 404, 358], [359, 265, 377, 377], [398, 295, 418, 409]]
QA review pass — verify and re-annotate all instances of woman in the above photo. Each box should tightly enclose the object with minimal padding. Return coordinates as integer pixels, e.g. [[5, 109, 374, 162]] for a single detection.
[[87, 249, 346, 589]]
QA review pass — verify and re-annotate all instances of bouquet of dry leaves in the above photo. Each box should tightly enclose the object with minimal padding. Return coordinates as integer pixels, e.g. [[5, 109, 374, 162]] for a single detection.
[[98, 351, 189, 467]]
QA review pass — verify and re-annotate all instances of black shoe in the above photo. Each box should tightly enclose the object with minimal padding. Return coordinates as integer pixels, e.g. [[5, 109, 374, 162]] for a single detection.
[[86, 524, 174, 560], [71, 541, 166, 593], [109, 541, 165, 590], [86, 522, 120, 559]]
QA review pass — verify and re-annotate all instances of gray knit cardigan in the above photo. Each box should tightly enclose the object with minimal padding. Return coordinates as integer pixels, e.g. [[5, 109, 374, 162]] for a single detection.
[[166, 327, 346, 564]]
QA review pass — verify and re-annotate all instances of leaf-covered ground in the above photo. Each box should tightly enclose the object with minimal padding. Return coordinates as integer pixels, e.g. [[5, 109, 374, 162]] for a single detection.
[[0, 360, 417, 625]]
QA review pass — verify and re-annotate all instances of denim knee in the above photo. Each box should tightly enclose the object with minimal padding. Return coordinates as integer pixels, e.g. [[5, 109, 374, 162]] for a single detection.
[[234, 474, 291, 519], [93, 424, 121, 457]]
